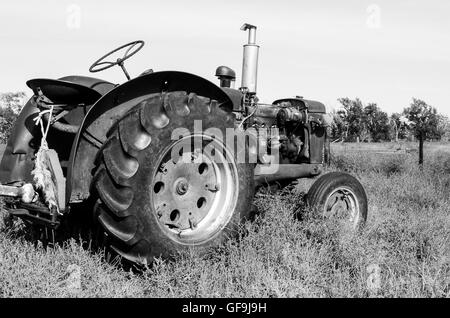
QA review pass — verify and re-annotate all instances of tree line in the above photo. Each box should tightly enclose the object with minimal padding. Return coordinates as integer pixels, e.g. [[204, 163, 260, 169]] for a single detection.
[[330, 97, 450, 143], [0, 92, 27, 143]]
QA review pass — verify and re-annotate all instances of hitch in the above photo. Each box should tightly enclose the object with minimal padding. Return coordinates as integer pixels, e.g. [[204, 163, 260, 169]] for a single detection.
[[0, 183, 36, 203], [0, 183, 60, 228]]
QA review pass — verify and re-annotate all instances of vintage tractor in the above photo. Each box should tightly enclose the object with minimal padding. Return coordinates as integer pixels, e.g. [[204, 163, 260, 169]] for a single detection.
[[0, 24, 367, 263]]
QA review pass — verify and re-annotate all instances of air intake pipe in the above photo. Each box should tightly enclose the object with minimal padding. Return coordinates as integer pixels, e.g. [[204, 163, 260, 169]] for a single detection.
[[241, 23, 259, 94], [215, 66, 236, 88]]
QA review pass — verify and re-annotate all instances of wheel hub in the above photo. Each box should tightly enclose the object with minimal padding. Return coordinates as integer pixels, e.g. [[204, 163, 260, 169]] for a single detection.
[[154, 157, 216, 231], [151, 135, 238, 244], [325, 187, 360, 227], [175, 178, 189, 196]]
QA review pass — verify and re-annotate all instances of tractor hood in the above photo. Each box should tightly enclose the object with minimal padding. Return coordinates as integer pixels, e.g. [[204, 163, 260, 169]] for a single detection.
[[273, 97, 327, 113]]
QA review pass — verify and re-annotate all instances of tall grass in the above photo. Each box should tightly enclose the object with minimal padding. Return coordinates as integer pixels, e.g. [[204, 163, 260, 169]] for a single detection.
[[0, 144, 449, 297]]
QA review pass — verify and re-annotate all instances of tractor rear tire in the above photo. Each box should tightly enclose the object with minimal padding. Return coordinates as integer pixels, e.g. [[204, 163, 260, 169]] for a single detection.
[[92, 91, 254, 264], [306, 172, 368, 231]]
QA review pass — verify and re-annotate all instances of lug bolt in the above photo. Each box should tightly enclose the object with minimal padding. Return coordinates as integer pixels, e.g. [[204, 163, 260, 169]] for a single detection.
[[189, 217, 197, 230], [156, 205, 164, 218], [175, 179, 189, 195], [159, 163, 168, 174], [205, 183, 220, 192]]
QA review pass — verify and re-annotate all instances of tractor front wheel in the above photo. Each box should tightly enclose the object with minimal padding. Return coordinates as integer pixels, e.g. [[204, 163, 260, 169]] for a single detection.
[[306, 172, 368, 231]]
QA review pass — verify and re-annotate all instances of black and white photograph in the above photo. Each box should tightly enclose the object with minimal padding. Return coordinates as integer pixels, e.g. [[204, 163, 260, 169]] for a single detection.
[[0, 0, 448, 304]]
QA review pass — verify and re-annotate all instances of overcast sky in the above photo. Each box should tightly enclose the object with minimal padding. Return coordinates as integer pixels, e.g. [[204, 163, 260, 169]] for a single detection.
[[0, 0, 449, 116]]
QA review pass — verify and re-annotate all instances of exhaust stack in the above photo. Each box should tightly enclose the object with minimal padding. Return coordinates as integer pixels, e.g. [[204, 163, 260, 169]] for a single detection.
[[241, 23, 259, 94]]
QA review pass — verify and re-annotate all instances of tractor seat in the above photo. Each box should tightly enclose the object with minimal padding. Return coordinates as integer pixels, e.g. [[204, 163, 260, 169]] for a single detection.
[[26, 78, 102, 107]]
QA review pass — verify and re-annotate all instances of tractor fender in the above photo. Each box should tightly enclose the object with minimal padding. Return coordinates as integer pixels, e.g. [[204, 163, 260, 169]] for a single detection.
[[0, 98, 40, 185], [66, 71, 234, 204], [0, 76, 114, 185]]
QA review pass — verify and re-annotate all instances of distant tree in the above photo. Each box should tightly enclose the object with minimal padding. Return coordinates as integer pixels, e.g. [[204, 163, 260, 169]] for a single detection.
[[337, 98, 365, 142], [390, 113, 410, 142], [363, 103, 390, 142], [336, 98, 391, 142], [330, 109, 347, 141], [0, 92, 27, 143], [403, 98, 439, 166], [0, 92, 26, 114], [436, 114, 450, 141]]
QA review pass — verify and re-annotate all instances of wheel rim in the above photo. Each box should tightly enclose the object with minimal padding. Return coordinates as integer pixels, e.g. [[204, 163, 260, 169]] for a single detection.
[[151, 134, 239, 245], [323, 187, 360, 229]]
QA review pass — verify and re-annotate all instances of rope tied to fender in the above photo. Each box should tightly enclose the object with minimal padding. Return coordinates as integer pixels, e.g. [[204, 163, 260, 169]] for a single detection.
[[33, 105, 54, 150], [31, 105, 60, 214]]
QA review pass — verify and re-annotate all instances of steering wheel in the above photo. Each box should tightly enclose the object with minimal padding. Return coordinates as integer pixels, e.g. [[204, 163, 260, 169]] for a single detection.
[[89, 40, 145, 78]]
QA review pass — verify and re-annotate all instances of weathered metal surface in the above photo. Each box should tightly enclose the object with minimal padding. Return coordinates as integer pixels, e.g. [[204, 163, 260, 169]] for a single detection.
[[0, 184, 22, 197], [273, 98, 327, 114], [10, 208, 59, 228], [27, 78, 102, 105], [220, 87, 243, 111], [324, 129, 331, 166], [0, 98, 39, 184], [309, 125, 326, 164], [254, 164, 321, 186], [215, 66, 236, 88], [58, 76, 115, 96], [0, 183, 35, 202], [241, 24, 259, 94]]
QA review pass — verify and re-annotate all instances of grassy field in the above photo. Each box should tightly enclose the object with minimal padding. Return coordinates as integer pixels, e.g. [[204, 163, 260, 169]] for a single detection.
[[0, 142, 449, 298]]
